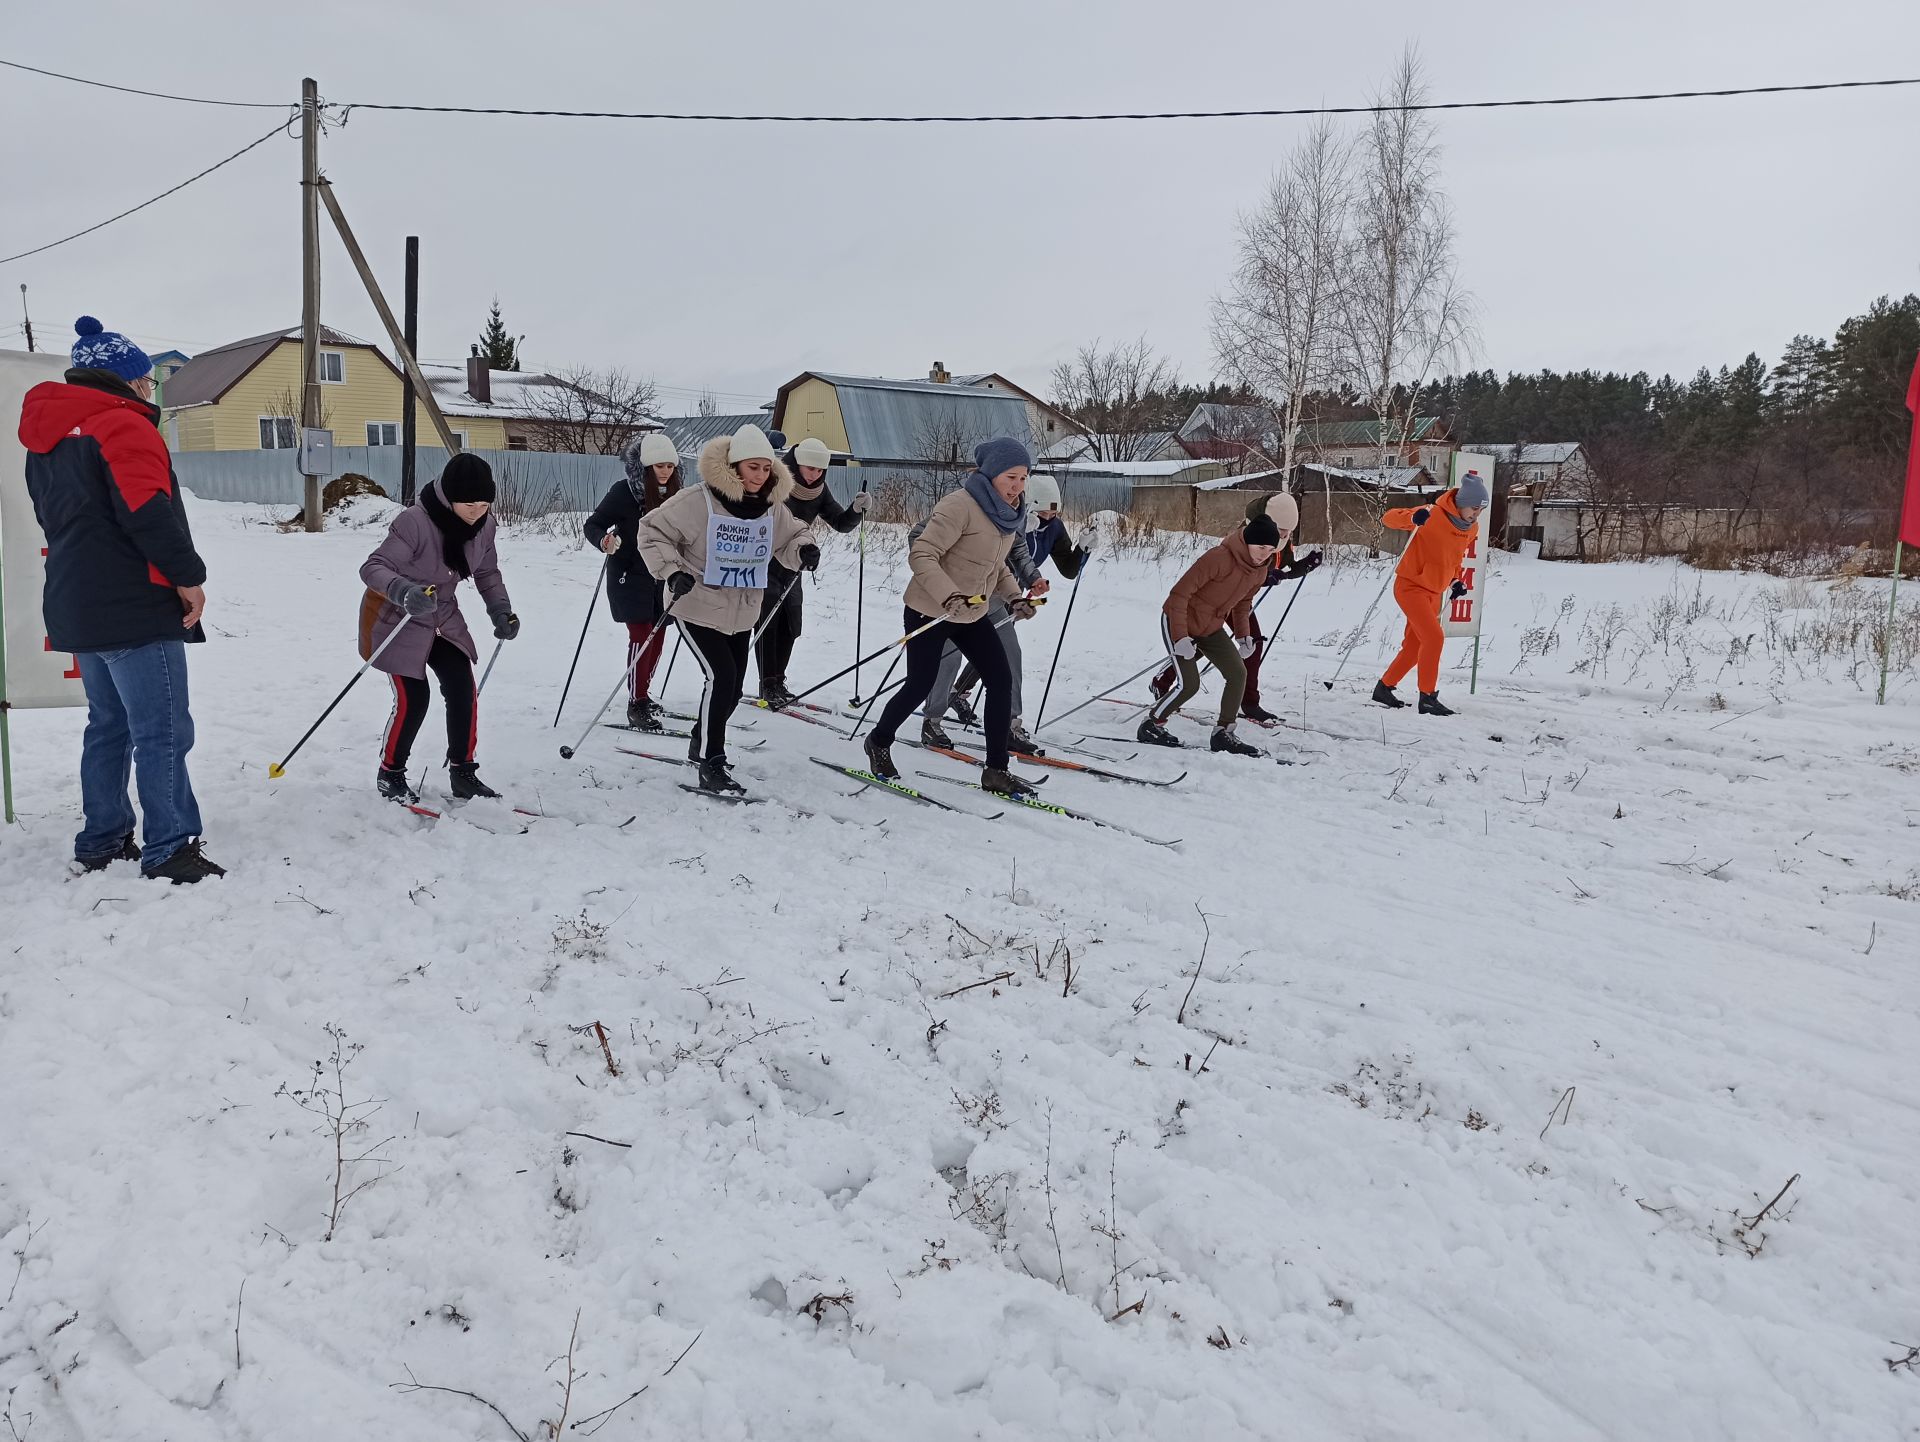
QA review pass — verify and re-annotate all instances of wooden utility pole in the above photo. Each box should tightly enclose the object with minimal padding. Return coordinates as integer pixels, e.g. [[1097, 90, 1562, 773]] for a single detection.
[[299, 77, 323, 532], [401, 237, 418, 505]]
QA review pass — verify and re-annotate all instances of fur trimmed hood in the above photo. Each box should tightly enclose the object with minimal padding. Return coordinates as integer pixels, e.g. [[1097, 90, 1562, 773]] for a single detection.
[[698, 435, 795, 506]]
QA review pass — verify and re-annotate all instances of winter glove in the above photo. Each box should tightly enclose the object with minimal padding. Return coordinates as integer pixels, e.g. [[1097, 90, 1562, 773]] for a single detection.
[[489, 605, 521, 641], [798, 543, 821, 572], [1077, 531, 1098, 560], [668, 572, 696, 600], [1235, 635, 1258, 659], [1299, 548, 1323, 574], [1449, 579, 1468, 601], [1172, 636, 1198, 661], [1411, 507, 1432, 527], [1008, 598, 1039, 621], [387, 579, 435, 619], [1264, 567, 1285, 588], [849, 491, 871, 514], [943, 594, 986, 623]]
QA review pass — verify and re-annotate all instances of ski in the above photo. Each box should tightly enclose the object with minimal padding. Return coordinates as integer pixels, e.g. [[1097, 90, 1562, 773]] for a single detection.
[[749, 698, 855, 736], [843, 706, 1126, 763], [912, 772, 1181, 847], [678, 784, 764, 805], [808, 757, 994, 815], [603, 722, 694, 740], [896, 735, 1047, 782], [914, 740, 1178, 788], [617, 746, 696, 770]]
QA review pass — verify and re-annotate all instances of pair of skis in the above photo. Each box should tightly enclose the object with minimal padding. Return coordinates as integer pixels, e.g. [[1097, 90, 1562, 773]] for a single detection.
[[903, 736, 1181, 789]]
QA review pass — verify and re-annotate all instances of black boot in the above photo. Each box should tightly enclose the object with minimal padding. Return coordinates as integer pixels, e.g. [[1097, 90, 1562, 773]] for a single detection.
[[77, 832, 141, 873], [1210, 725, 1261, 757], [1136, 717, 1183, 748], [1418, 691, 1454, 716], [948, 693, 979, 728], [1371, 680, 1407, 709], [920, 717, 954, 748], [760, 679, 796, 710], [863, 736, 900, 780], [1240, 701, 1279, 726], [378, 766, 420, 804], [142, 839, 226, 884], [449, 761, 501, 799], [627, 697, 663, 732], [979, 766, 1032, 797], [697, 757, 745, 794], [1008, 720, 1046, 758]]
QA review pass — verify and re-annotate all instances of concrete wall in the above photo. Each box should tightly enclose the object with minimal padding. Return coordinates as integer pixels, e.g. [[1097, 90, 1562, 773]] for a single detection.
[[1535, 505, 1784, 560]]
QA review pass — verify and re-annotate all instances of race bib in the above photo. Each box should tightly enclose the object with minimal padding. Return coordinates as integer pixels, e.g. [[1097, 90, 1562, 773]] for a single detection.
[[703, 505, 774, 589]]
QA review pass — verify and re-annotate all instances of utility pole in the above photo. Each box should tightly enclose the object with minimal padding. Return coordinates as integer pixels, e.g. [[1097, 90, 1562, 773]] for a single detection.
[[401, 236, 418, 506], [18, 285, 34, 352], [299, 77, 323, 533]]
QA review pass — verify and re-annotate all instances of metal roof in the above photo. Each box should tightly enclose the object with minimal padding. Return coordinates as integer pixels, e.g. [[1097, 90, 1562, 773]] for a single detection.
[[772, 373, 1030, 460], [659, 412, 774, 455], [1297, 417, 1445, 448], [1475, 442, 1582, 465], [159, 325, 391, 409]]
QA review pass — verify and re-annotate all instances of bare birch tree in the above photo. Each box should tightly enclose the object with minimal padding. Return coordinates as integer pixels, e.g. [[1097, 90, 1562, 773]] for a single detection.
[[1049, 338, 1179, 461]]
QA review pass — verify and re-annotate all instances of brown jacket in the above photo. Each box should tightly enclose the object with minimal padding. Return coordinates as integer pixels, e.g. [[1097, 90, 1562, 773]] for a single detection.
[[1163, 529, 1267, 642], [638, 436, 807, 634], [904, 487, 1024, 620]]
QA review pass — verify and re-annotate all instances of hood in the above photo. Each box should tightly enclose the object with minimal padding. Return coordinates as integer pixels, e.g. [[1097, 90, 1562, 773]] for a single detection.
[[1435, 489, 1470, 530], [697, 435, 794, 506], [17, 374, 159, 455], [1219, 527, 1268, 574]]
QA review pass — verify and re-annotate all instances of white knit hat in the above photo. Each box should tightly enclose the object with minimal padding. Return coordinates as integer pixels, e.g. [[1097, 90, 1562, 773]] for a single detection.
[[1025, 472, 1062, 511], [727, 424, 776, 466], [1264, 491, 1300, 531], [792, 436, 832, 470], [638, 432, 678, 467]]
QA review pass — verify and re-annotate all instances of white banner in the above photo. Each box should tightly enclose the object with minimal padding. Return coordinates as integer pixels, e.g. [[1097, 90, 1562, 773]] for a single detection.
[[1440, 450, 1495, 639], [2, 349, 86, 709]]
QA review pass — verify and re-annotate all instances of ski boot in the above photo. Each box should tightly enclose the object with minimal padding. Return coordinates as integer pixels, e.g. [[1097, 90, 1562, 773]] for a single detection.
[[1371, 680, 1407, 709], [76, 833, 141, 873], [1136, 717, 1183, 748], [697, 757, 745, 795], [980, 766, 1033, 798], [760, 679, 796, 711], [627, 697, 663, 732], [378, 765, 421, 805], [1210, 725, 1261, 757], [947, 693, 980, 729], [920, 716, 955, 748], [1008, 719, 1046, 758], [863, 735, 900, 779], [142, 840, 226, 885], [1240, 701, 1279, 727], [449, 762, 501, 799], [1418, 691, 1454, 716]]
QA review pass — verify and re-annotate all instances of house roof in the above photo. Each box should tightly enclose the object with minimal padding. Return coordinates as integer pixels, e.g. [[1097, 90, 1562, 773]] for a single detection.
[[415, 363, 662, 428], [1298, 417, 1445, 449], [159, 325, 393, 409], [1193, 468, 1288, 491], [1475, 442, 1582, 465], [775, 371, 1033, 460], [659, 412, 777, 455], [1177, 402, 1278, 441], [1055, 458, 1215, 479], [1299, 462, 1433, 490]]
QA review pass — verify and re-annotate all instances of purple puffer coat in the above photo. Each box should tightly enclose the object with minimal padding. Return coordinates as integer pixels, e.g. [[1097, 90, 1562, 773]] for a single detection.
[[358, 483, 512, 679]]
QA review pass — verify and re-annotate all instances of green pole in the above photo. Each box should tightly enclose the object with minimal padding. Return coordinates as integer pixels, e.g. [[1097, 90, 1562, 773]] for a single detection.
[[1879, 539, 1904, 707]]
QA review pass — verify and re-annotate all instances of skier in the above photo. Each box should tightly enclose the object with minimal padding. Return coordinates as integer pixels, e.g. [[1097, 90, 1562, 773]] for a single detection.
[[1137, 512, 1279, 754], [923, 470, 1088, 754], [863, 438, 1035, 795], [1149, 491, 1320, 726], [583, 432, 681, 731], [1372, 469, 1488, 716], [638, 424, 812, 794], [754, 436, 867, 708]]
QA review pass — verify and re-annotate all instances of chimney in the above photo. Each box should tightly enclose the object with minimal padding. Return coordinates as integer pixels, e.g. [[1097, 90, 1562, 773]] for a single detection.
[[466, 344, 491, 404], [929, 360, 950, 385]]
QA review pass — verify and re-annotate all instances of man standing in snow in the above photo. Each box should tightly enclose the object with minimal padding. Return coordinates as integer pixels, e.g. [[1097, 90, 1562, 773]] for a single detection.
[[1372, 469, 1488, 717], [16, 318, 224, 882]]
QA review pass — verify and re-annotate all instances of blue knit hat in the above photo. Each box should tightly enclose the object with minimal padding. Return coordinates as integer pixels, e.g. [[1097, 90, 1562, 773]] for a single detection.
[[973, 436, 1032, 480], [69, 317, 152, 383]]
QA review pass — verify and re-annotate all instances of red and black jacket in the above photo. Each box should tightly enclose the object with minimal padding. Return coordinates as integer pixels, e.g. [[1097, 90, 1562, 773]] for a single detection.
[[18, 369, 206, 652]]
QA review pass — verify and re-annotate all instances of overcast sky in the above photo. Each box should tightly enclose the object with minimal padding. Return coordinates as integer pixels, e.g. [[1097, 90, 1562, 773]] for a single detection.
[[5, 0, 1918, 416]]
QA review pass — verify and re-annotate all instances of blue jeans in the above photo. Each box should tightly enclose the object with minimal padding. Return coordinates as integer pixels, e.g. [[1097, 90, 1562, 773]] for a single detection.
[[74, 640, 202, 868]]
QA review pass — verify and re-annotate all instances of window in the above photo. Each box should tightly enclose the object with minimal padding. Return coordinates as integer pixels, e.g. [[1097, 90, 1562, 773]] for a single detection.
[[1341, 455, 1354, 468], [367, 422, 399, 446], [507, 435, 530, 451], [318, 350, 345, 384], [259, 417, 296, 449]]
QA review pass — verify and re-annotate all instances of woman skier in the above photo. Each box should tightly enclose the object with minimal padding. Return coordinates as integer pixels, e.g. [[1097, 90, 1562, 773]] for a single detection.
[[638, 424, 812, 795], [754, 436, 866, 708], [1136, 512, 1278, 754], [1372, 469, 1488, 716], [583, 432, 682, 731], [359, 453, 520, 803], [863, 438, 1035, 795]]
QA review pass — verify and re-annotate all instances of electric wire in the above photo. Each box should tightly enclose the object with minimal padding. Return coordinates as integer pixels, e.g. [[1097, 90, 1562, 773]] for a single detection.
[[0, 58, 290, 109]]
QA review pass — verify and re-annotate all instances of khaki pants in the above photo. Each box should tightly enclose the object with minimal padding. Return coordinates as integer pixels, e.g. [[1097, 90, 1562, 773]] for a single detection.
[[1148, 616, 1242, 728]]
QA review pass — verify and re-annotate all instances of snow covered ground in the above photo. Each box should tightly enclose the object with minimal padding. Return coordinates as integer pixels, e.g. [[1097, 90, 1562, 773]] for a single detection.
[[3, 494, 1918, 1441]]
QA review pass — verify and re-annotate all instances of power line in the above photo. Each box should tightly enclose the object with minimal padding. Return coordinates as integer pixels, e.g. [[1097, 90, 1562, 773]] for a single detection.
[[337, 75, 1920, 124], [0, 58, 290, 110], [0, 122, 290, 266]]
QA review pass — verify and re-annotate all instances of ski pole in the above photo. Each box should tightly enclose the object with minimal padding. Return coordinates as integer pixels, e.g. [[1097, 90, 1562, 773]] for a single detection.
[[848, 647, 906, 740], [849, 474, 870, 703], [750, 569, 803, 647], [268, 594, 431, 778], [1253, 571, 1310, 673], [786, 600, 981, 710], [1035, 566, 1087, 730], [1032, 654, 1170, 736], [553, 567, 606, 727], [1323, 562, 1398, 691], [559, 592, 685, 760]]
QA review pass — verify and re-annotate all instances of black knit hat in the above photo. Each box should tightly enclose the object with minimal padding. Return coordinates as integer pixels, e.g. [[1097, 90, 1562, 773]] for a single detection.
[[1244, 513, 1280, 548], [439, 452, 496, 504]]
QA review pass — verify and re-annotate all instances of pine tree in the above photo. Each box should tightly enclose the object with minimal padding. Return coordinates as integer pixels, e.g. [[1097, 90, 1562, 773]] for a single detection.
[[477, 298, 521, 371]]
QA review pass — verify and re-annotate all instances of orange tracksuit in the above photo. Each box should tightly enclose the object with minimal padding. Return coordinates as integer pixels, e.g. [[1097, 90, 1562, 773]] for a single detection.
[[1380, 489, 1477, 694]]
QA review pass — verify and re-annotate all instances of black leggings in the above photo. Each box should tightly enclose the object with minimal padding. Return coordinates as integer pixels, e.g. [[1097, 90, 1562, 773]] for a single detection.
[[871, 606, 1013, 769], [679, 619, 751, 761], [381, 636, 477, 768], [754, 568, 804, 689]]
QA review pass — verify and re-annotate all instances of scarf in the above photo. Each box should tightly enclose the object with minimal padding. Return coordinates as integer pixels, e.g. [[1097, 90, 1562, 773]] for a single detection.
[[420, 482, 484, 579], [962, 470, 1024, 536], [713, 485, 773, 521]]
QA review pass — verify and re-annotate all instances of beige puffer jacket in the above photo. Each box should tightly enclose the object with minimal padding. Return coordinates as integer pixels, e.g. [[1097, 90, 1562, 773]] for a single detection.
[[904, 487, 1024, 621], [638, 437, 807, 634]]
